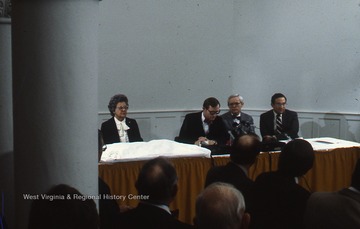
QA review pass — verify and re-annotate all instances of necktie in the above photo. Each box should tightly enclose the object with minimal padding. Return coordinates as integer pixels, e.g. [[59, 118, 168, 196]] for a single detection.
[[203, 120, 210, 135], [232, 115, 241, 126], [276, 114, 283, 134]]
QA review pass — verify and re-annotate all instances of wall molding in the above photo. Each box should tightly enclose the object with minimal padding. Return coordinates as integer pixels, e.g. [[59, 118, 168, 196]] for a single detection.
[[0, 17, 10, 24], [99, 108, 360, 116]]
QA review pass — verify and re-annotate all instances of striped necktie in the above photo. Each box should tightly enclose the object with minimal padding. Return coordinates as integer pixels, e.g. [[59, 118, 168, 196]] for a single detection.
[[276, 114, 283, 134]]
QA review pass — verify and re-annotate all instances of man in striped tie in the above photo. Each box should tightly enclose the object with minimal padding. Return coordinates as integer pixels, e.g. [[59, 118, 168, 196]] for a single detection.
[[260, 93, 299, 141]]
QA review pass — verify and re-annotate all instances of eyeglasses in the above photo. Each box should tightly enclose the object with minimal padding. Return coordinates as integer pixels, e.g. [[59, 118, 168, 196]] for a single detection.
[[116, 106, 129, 110], [274, 103, 286, 107], [228, 102, 242, 107], [207, 109, 221, 115]]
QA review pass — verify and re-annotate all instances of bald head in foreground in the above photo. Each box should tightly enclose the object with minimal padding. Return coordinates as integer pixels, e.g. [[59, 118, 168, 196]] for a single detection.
[[119, 157, 192, 229], [195, 182, 250, 229], [204, 134, 261, 212]]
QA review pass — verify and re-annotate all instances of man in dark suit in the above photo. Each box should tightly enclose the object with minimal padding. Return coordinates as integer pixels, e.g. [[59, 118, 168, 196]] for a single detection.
[[260, 93, 299, 141], [221, 94, 255, 142], [251, 139, 314, 229], [303, 159, 360, 229], [177, 97, 228, 147], [119, 157, 193, 229], [101, 94, 143, 144], [204, 133, 261, 212]]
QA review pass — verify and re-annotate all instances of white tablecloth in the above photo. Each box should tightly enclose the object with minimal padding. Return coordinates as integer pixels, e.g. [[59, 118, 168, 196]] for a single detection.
[[306, 137, 360, 151], [100, 139, 211, 162]]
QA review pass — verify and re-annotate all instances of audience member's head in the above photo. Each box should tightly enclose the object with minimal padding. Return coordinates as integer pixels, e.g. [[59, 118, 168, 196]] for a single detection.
[[351, 159, 360, 190], [278, 139, 314, 177], [230, 133, 261, 167], [107, 94, 129, 117], [195, 182, 250, 229], [28, 184, 99, 229], [135, 157, 178, 205]]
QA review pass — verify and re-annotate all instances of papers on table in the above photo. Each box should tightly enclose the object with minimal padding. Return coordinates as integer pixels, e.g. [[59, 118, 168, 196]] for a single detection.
[[306, 137, 360, 151], [100, 139, 211, 162], [278, 137, 360, 151]]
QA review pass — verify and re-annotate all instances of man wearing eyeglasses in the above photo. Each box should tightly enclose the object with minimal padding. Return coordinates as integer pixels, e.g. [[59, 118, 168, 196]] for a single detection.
[[177, 97, 228, 147], [221, 94, 255, 142], [260, 93, 299, 141]]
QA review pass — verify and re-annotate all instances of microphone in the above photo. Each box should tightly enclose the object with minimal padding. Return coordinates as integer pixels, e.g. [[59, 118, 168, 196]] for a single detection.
[[228, 130, 235, 141], [228, 130, 235, 146]]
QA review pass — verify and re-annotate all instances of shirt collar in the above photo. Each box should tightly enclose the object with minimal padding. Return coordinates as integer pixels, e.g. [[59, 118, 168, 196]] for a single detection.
[[349, 186, 360, 194], [232, 112, 241, 118], [273, 110, 282, 117], [231, 162, 248, 177], [114, 117, 126, 124], [140, 201, 171, 214]]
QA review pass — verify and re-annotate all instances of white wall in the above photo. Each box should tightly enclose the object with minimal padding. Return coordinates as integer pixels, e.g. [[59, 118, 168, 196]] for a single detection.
[[98, 0, 360, 141], [98, 0, 234, 110], [233, 0, 360, 112]]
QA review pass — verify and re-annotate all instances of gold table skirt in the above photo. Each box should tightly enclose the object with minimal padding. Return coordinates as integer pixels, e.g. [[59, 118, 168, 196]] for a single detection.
[[99, 147, 360, 224]]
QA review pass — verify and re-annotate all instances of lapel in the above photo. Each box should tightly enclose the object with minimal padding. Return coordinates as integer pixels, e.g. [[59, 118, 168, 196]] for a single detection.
[[281, 110, 288, 126], [197, 112, 206, 135], [125, 118, 131, 128], [110, 117, 118, 133]]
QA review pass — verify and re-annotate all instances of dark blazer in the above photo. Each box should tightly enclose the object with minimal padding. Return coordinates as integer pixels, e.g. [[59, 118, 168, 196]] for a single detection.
[[177, 111, 228, 145], [260, 109, 299, 140], [221, 111, 255, 136], [304, 188, 360, 229], [118, 203, 193, 229], [251, 171, 311, 229], [101, 117, 143, 144], [205, 162, 255, 211]]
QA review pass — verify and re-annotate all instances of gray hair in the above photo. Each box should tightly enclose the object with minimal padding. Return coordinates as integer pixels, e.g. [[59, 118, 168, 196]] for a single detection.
[[227, 94, 244, 105], [195, 182, 245, 229]]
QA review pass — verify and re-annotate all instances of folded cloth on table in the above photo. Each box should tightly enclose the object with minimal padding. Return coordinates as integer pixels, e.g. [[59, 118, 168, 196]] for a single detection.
[[100, 139, 211, 162]]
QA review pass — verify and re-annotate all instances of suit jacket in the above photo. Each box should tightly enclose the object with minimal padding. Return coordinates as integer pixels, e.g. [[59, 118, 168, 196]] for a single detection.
[[177, 111, 228, 145], [260, 109, 299, 140], [205, 162, 255, 212], [304, 188, 360, 229], [221, 111, 255, 136], [118, 203, 193, 229], [101, 117, 143, 144], [251, 171, 311, 229]]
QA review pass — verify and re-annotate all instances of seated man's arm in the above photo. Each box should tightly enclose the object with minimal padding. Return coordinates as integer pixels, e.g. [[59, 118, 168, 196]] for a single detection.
[[260, 114, 273, 138], [178, 115, 198, 144], [285, 111, 299, 139]]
